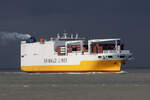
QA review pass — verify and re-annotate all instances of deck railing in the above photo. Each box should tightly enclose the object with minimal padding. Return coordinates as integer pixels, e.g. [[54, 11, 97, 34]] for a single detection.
[[103, 50, 130, 54]]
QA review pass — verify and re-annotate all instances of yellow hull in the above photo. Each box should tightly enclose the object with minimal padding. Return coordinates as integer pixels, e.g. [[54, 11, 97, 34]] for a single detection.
[[21, 60, 125, 72]]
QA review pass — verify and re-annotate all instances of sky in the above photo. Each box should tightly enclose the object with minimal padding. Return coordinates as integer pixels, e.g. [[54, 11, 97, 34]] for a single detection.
[[0, 0, 150, 68]]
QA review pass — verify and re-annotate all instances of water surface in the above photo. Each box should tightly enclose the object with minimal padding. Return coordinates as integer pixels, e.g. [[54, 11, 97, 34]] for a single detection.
[[0, 67, 150, 100]]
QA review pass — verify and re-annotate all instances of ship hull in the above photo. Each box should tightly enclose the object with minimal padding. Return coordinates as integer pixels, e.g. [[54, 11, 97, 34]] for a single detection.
[[21, 60, 125, 73]]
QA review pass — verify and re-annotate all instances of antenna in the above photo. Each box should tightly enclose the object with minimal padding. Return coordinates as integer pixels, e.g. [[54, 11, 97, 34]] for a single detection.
[[63, 30, 68, 39], [75, 33, 78, 39], [71, 34, 73, 39], [57, 33, 60, 39], [63, 29, 66, 33]]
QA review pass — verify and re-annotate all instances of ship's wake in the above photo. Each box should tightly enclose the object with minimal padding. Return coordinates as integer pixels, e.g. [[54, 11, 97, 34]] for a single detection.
[[26, 71, 128, 75]]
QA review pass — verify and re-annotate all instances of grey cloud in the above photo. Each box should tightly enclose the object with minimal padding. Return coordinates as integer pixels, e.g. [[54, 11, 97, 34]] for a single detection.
[[0, 0, 150, 68]]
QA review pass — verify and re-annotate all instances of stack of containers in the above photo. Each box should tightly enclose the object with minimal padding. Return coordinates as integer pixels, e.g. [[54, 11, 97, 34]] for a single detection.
[[83, 45, 88, 52], [83, 47, 88, 52], [68, 46, 72, 53], [76, 45, 81, 51], [92, 43, 103, 53], [56, 46, 65, 55], [56, 46, 61, 55]]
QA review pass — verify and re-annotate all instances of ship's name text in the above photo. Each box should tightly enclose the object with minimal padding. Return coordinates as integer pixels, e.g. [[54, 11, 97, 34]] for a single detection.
[[44, 58, 67, 63]]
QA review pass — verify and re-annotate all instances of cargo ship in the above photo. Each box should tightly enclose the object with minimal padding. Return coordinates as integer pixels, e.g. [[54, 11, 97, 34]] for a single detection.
[[21, 32, 132, 73]]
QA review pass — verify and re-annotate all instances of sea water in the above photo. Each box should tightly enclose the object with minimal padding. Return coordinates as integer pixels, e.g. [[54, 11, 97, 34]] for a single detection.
[[0, 67, 150, 100]]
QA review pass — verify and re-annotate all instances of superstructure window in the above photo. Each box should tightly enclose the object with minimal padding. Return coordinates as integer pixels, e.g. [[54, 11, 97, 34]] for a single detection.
[[72, 48, 77, 51], [98, 56, 102, 58], [128, 56, 132, 58], [108, 56, 113, 58], [60, 47, 66, 52], [120, 55, 125, 58]]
